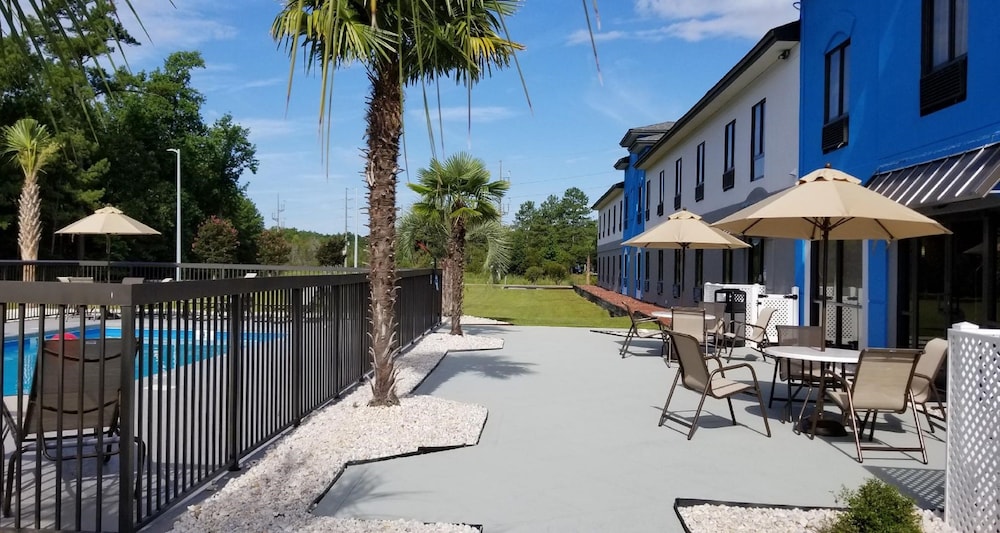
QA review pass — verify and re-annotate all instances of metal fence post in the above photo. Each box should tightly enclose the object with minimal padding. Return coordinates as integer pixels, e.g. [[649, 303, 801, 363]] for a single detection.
[[226, 294, 243, 472], [291, 288, 303, 426], [118, 305, 137, 533]]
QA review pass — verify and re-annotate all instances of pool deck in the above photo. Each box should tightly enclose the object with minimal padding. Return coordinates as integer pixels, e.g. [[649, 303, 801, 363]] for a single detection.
[[0, 322, 948, 532], [313, 325, 947, 532]]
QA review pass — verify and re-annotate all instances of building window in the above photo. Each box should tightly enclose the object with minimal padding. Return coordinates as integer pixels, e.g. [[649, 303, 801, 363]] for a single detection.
[[723, 120, 736, 190], [644, 250, 650, 290], [822, 41, 850, 153], [695, 142, 706, 202], [657, 250, 664, 284], [722, 249, 733, 283], [658, 170, 665, 215], [751, 99, 765, 181], [645, 179, 651, 221], [674, 158, 683, 210], [624, 195, 629, 230], [921, 0, 968, 115], [614, 203, 618, 232], [748, 238, 765, 285]]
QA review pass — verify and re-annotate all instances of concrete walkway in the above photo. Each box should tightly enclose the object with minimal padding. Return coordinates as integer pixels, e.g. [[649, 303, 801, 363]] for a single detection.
[[313, 325, 947, 532]]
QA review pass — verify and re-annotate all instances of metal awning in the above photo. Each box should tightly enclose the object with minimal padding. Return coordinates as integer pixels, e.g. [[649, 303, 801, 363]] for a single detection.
[[867, 142, 1000, 209]]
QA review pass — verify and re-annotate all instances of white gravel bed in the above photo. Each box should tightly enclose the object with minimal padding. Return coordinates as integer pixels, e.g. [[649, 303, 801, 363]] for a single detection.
[[170, 326, 502, 533], [444, 315, 511, 325], [678, 503, 955, 532]]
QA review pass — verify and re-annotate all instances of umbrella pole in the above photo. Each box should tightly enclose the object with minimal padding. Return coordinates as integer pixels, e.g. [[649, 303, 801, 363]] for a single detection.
[[820, 229, 829, 351], [106, 235, 112, 283]]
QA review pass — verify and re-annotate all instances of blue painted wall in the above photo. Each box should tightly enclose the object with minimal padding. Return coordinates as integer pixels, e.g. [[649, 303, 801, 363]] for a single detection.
[[622, 150, 649, 298], [800, 0, 1000, 345]]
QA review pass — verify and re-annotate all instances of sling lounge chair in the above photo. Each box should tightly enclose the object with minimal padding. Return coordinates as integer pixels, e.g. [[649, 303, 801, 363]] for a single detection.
[[2, 338, 146, 516], [620, 301, 659, 358], [811, 347, 927, 464], [723, 306, 776, 361], [911, 338, 947, 433], [770, 325, 826, 420], [658, 331, 771, 440]]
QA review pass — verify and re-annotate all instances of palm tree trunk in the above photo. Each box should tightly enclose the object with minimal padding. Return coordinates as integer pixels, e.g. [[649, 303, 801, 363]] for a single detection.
[[364, 60, 402, 407], [448, 219, 467, 335], [19, 176, 40, 281], [441, 256, 453, 317]]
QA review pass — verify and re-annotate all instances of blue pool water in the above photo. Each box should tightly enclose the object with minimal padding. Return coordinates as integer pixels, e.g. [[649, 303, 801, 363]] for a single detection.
[[2, 327, 280, 396]]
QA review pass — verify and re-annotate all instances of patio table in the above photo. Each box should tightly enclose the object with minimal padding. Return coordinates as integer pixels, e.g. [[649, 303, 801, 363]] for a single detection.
[[763, 345, 860, 436], [650, 310, 716, 323]]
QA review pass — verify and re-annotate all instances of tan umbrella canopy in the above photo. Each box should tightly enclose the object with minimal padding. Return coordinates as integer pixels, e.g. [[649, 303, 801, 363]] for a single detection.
[[56, 206, 161, 280], [624, 209, 749, 304], [712, 166, 951, 347]]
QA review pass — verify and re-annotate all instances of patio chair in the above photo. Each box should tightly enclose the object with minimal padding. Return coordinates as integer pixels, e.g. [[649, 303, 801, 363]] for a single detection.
[[671, 307, 708, 354], [911, 338, 947, 433], [2, 338, 146, 516], [701, 301, 727, 353], [620, 301, 660, 358], [722, 306, 776, 361], [770, 325, 825, 420], [658, 331, 771, 440], [811, 347, 926, 464]]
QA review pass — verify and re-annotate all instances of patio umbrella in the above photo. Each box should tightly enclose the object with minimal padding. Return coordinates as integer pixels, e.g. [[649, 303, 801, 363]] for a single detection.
[[711, 166, 951, 348], [623, 209, 749, 304], [55, 206, 161, 281]]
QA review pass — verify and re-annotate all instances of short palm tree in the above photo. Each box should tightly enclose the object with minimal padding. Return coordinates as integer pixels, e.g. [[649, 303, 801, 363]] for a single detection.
[[2, 118, 61, 281], [398, 206, 512, 314], [409, 152, 509, 335], [272, 0, 523, 405]]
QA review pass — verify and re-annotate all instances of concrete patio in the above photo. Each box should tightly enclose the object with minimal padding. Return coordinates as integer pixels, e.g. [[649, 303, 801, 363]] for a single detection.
[[314, 324, 947, 532]]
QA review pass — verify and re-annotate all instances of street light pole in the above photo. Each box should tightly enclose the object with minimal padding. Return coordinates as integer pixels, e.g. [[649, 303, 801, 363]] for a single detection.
[[167, 148, 181, 281]]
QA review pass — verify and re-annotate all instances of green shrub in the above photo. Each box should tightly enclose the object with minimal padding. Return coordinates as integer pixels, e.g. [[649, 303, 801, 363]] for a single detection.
[[822, 478, 921, 533], [524, 266, 544, 284], [542, 261, 568, 283]]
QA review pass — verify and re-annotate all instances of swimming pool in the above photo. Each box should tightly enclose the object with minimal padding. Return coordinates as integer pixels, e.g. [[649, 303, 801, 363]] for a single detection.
[[2, 327, 282, 396]]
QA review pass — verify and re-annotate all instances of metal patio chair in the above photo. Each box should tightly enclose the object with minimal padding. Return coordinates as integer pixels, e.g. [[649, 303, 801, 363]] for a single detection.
[[620, 301, 660, 358], [723, 306, 776, 361], [911, 338, 947, 433], [658, 331, 771, 440], [811, 347, 927, 464], [770, 325, 826, 420], [2, 338, 146, 516]]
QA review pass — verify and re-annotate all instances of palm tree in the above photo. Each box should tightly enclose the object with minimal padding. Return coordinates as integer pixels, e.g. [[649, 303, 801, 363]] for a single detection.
[[398, 206, 512, 314], [408, 152, 509, 335], [2, 118, 61, 281], [272, 1, 523, 406]]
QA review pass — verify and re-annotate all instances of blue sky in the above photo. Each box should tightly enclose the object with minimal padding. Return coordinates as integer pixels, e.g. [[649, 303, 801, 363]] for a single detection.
[[120, 0, 800, 234]]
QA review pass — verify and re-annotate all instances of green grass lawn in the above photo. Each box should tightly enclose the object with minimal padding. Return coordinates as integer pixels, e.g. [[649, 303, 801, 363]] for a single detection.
[[463, 285, 635, 328]]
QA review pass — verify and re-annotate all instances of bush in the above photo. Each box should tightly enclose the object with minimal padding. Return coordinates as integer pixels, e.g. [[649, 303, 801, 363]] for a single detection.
[[822, 478, 921, 533], [543, 261, 568, 283], [524, 266, 544, 284]]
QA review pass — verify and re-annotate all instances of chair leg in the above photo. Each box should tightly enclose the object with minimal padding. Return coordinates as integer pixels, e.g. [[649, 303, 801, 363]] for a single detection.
[[658, 371, 682, 427], [767, 364, 780, 408], [726, 397, 737, 425], [687, 388, 712, 440], [909, 392, 928, 464], [752, 385, 772, 437], [808, 381, 827, 440], [4, 450, 20, 517]]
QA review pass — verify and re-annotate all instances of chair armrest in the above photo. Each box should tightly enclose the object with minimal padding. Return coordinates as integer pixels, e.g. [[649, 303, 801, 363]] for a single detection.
[[715, 362, 761, 383]]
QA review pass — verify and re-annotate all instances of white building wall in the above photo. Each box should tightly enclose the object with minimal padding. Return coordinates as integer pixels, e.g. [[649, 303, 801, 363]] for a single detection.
[[594, 189, 624, 290], [638, 44, 801, 305]]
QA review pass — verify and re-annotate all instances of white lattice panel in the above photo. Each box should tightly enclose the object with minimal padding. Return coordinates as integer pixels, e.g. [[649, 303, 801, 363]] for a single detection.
[[705, 283, 799, 348], [824, 304, 860, 345], [946, 327, 1000, 533]]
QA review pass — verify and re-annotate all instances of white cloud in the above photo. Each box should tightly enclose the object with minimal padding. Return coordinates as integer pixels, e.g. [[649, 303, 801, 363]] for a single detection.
[[565, 29, 628, 46], [113, 0, 239, 64], [633, 0, 798, 41]]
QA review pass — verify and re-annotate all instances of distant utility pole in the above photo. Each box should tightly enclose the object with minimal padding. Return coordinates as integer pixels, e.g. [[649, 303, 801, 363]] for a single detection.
[[271, 194, 285, 229], [354, 187, 359, 268]]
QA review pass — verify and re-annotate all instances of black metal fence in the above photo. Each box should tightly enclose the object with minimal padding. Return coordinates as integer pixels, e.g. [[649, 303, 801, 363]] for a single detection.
[[0, 260, 365, 284], [0, 270, 441, 531]]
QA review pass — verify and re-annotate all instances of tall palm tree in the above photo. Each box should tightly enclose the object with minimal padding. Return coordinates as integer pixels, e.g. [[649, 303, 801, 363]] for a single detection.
[[409, 152, 509, 335], [2, 118, 61, 281], [272, 0, 523, 406]]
